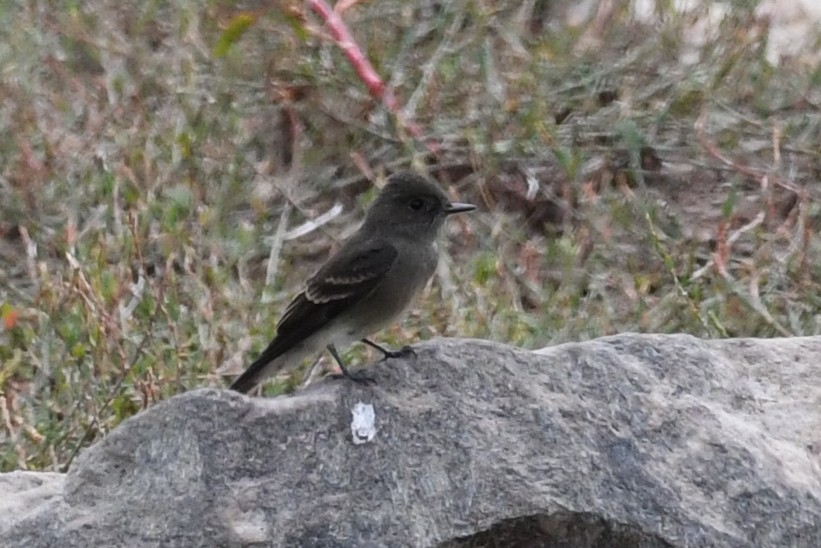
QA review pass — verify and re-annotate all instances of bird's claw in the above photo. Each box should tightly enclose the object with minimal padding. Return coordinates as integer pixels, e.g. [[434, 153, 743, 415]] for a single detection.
[[329, 370, 377, 385], [380, 345, 415, 361]]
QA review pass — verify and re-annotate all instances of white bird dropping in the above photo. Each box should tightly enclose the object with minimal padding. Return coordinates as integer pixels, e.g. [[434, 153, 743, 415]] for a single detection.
[[351, 402, 376, 444]]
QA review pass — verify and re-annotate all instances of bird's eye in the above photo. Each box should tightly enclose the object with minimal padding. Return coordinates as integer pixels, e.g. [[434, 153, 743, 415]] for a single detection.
[[409, 198, 425, 211]]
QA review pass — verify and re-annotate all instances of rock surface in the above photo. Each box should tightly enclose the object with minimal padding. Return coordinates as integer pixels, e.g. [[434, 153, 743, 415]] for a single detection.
[[2, 334, 820, 547]]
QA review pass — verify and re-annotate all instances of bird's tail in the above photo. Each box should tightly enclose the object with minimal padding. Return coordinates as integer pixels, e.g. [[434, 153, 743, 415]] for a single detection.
[[230, 337, 290, 394]]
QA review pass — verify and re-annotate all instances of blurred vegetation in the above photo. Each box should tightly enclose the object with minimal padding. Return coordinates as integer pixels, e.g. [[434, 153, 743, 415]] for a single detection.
[[1, 0, 819, 471]]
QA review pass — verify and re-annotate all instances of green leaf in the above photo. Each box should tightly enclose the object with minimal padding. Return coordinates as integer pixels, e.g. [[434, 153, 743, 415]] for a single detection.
[[213, 14, 256, 58], [722, 184, 738, 219]]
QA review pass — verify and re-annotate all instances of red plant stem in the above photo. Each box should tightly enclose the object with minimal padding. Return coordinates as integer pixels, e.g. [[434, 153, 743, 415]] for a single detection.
[[305, 0, 437, 155], [306, 0, 390, 104]]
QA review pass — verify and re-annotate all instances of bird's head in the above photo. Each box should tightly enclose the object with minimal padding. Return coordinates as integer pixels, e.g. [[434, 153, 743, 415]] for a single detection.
[[362, 172, 475, 239]]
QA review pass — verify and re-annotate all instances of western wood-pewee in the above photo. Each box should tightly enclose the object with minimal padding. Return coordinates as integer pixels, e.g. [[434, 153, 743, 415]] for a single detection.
[[230, 171, 475, 393]]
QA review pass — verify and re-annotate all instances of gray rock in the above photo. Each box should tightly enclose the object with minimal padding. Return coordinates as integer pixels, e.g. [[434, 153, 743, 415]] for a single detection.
[[0, 471, 64, 533], [2, 334, 820, 547]]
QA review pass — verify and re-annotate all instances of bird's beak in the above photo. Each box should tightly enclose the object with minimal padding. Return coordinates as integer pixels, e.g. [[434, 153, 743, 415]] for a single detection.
[[444, 202, 476, 215]]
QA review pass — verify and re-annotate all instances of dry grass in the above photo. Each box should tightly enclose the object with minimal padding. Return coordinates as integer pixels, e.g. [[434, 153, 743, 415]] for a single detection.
[[1, 0, 819, 471]]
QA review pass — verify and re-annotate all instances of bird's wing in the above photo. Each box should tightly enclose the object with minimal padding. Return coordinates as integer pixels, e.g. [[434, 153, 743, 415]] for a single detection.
[[275, 239, 399, 339]]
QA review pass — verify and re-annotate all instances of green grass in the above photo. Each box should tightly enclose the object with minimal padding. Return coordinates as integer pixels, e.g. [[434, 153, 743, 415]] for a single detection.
[[0, 1, 819, 471]]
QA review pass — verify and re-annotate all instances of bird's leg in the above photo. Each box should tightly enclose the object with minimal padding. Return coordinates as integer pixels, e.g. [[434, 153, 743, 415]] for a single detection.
[[361, 338, 415, 361], [326, 344, 376, 385]]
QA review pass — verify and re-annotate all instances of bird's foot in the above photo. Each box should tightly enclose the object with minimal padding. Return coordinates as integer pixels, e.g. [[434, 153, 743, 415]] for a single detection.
[[329, 369, 377, 385], [326, 343, 377, 385], [379, 345, 415, 361], [361, 339, 416, 361]]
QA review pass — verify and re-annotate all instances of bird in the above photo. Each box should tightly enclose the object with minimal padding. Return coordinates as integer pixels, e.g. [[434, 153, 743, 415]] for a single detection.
[[229, 171, 476, 394]]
